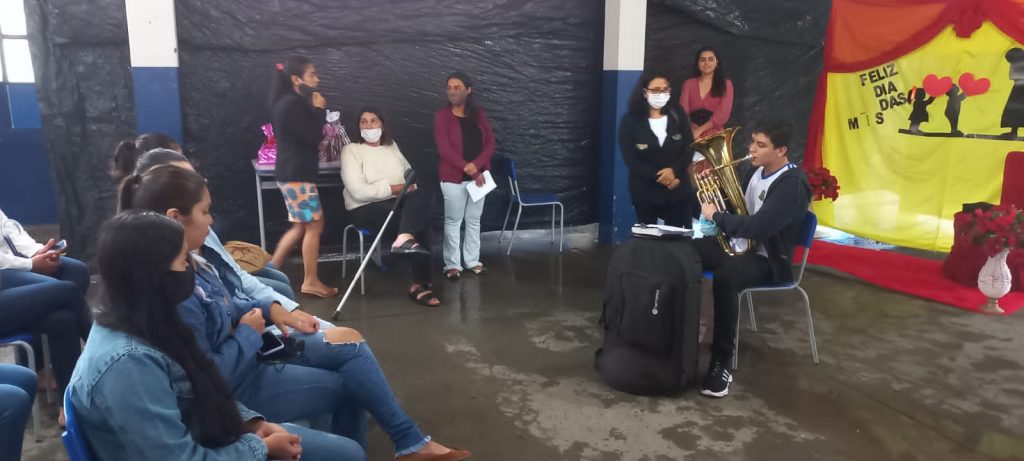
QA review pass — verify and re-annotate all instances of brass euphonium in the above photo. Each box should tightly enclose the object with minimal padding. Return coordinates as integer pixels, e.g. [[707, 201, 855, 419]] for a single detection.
[[688, 127, 755, 255]]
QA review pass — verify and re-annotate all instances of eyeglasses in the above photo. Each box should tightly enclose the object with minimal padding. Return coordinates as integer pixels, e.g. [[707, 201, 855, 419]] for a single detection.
[[646, 88, 671, 95]]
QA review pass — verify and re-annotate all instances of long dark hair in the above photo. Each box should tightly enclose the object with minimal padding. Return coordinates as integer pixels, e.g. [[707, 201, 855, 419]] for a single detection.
[[111, 133, 181, 182], [269, 55, 314, 111], [118, 165, 207, 215], [691, 46, 727, 98], [351, 107, 395, 146], [628, 70, 674, 117], [446, 71, 480, 122], [95, 210, 244, 446]]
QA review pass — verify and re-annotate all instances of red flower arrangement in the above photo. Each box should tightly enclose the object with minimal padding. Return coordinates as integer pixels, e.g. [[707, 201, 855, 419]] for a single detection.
[[955, 205, 1024, 257], [804, 166, 840, 202]]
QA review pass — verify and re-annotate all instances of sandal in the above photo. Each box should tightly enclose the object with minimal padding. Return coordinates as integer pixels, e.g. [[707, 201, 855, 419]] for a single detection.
[[445, 269, 461, 281], [468, 265, 487, 275], [300, 286, 339, 298], [391, 238, 430, 255], [408, 285, 441, 307]]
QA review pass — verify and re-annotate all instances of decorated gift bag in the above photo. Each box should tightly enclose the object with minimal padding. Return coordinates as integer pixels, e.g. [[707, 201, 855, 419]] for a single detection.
[[257, 123, 277, 165], [318, 110, 351, 163]]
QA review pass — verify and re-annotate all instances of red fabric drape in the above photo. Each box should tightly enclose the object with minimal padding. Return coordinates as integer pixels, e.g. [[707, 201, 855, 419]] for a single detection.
[[804, 0, 1024, 168]]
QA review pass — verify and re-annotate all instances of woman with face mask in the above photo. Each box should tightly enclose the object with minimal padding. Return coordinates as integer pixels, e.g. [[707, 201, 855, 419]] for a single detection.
[[341, 108, 440, 307], [434, 72, 495, 281], [617, 71, 696, 227], [117, 166, 469, 461], [267, 55, 337, 299]]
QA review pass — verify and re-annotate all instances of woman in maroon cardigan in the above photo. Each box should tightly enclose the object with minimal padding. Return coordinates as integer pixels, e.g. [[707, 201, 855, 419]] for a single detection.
[[434, 72, 495, 280]]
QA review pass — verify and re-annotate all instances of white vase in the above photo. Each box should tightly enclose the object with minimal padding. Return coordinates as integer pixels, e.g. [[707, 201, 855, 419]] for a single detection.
[[977, 249, 1012, 314]]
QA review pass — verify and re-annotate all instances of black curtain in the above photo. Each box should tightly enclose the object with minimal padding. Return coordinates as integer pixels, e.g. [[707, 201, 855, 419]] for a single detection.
[[175, 0, 605, 244], [645, 0, 831, 166], [25, 0, 135, 260]]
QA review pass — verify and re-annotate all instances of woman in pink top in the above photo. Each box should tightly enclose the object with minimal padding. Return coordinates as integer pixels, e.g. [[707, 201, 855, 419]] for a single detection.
[[680, 47, 734, 140]]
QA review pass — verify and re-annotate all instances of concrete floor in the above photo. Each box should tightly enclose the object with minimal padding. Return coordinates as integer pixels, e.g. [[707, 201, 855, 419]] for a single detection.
[[19, 232, 1024, 461]]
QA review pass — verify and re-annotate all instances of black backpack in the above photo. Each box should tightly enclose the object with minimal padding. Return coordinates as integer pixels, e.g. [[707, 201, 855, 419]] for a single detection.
[[595, 237, 702, 395]]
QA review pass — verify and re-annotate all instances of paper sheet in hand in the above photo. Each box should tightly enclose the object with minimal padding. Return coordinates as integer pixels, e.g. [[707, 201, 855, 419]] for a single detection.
[[465, 171, 496, 203]]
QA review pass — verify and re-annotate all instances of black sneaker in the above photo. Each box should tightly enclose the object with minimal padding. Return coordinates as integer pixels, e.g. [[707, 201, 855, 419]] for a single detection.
[[700, 360, 733, 398]]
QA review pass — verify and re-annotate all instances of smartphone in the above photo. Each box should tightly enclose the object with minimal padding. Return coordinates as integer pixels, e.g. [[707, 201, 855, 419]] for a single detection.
[[53, 239, 67, 252], [258, 332, 285, 356]]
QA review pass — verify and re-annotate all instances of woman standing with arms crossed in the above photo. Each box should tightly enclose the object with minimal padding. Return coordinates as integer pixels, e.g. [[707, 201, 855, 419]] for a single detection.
[[268, 55, 337, 298], [434, 72, 495, 281]]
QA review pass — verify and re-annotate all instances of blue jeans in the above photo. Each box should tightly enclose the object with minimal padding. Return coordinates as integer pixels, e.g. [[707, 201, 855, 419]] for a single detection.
[[252, 264, 296, 301], [233, 336, 428, 457], [281, 423, 365, 461], [0, 364, 36, 461], [0, 257, 91, 393]]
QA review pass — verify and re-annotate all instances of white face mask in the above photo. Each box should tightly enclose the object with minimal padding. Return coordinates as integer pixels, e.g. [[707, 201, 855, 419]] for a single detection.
[[361, 128, 382, 143], [647, 93, 671, 109]]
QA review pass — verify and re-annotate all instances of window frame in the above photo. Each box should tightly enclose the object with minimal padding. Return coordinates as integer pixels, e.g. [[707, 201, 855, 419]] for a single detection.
[[0, 0, 31, 83]]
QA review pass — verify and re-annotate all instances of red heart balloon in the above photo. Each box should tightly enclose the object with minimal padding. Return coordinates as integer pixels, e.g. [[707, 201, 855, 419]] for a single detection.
[[958, 72, 991, 96], [923, 74, 953, 97]]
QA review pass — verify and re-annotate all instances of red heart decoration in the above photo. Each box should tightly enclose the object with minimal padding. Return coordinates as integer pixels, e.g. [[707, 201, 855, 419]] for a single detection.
[[958, 72, 991, 96], [923, 74, 953, 97]]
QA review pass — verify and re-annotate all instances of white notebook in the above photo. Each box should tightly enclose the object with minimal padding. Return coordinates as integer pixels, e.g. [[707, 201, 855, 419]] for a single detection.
[[465, 171, 497, 203], [631, 223, 693, 238]]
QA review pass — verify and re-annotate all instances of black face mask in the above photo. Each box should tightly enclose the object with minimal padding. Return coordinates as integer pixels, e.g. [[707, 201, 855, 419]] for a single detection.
[[164, 266, 196, 305], [297, 84, 316, 101]]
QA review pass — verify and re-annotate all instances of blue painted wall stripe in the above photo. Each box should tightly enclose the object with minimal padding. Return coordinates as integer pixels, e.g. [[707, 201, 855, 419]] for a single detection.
[[131, 66, 184, 144], [599, 69, 641, 244], [7, 84, 42, 129]]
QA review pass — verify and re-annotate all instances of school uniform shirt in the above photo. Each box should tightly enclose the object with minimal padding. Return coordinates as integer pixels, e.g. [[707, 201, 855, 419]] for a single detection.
[[0, 208, 44, 271], [729, 163, 798, 256], [617, 108, 695, 204]]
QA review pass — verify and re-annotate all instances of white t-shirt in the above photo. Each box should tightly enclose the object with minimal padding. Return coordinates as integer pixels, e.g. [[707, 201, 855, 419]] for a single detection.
[[729, 163, 797, 256], [648, 116, 668, 146]]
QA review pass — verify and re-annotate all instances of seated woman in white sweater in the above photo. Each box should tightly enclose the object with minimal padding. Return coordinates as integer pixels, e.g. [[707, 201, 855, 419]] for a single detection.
[[341, 108, 440, 306]]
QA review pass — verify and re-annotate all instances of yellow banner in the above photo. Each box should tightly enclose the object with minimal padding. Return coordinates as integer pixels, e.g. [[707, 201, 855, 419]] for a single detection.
[[819, 22, 1024, 251]]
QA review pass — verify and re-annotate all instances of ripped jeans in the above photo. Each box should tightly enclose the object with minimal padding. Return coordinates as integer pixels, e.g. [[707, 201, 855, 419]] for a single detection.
[[232, 332, 429, 457]]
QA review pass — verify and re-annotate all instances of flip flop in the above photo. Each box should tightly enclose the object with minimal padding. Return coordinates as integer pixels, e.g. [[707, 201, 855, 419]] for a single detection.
[[408, 285, 441, 307], [391, 238, 430, 256], [468, 265, 487, 275], [300, 286, 339, 298], [444, 269, 461, 281]]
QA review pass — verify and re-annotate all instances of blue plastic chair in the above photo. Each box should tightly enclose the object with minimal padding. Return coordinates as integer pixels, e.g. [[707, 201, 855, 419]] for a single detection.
[[61, 387, 95, 461], [702, 211, 820, 369], [0, 334, 41, 440], [498, 158, 564, 255]]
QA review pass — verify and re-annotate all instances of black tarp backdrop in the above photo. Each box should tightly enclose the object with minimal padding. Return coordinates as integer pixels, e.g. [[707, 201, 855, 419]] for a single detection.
[[646, 0, 830, 167], [25, 0, 135, 260], [174, 0, 605, 246]]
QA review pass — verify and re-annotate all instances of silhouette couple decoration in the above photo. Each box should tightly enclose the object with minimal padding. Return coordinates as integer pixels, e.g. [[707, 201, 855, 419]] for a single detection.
[[903, 47, 1024, 141]]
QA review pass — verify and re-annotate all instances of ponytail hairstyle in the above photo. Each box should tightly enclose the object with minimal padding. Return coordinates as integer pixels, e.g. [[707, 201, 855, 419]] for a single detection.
[[446, 71, 480, 122], [95, 210, 245, 447], [118, 165, 208, 216], [269, 55, 314, 112], [111, 133, 182, 182], [134, 149, 190, 177]]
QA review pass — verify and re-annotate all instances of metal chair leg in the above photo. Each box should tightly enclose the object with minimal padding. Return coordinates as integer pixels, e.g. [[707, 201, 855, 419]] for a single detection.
[[558, 203, 565, 253], [358, 233, 366, 296], [8, 342, 41, 441], [500, 200, 513, 243], [506, 204, 523, 255], [41, 335, 54, 403], [746, 292, 758, 332], [798, 287, 819, 364], [342, 226, 350, 279], [732, 293, 743, 370], [551, 206, 555, 243]]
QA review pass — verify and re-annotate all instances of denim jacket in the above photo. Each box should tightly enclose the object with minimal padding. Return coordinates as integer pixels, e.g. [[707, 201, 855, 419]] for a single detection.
[[69, 325, 269, 460], [178, 260, 275, 390], [202, 230, 298, 310]]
